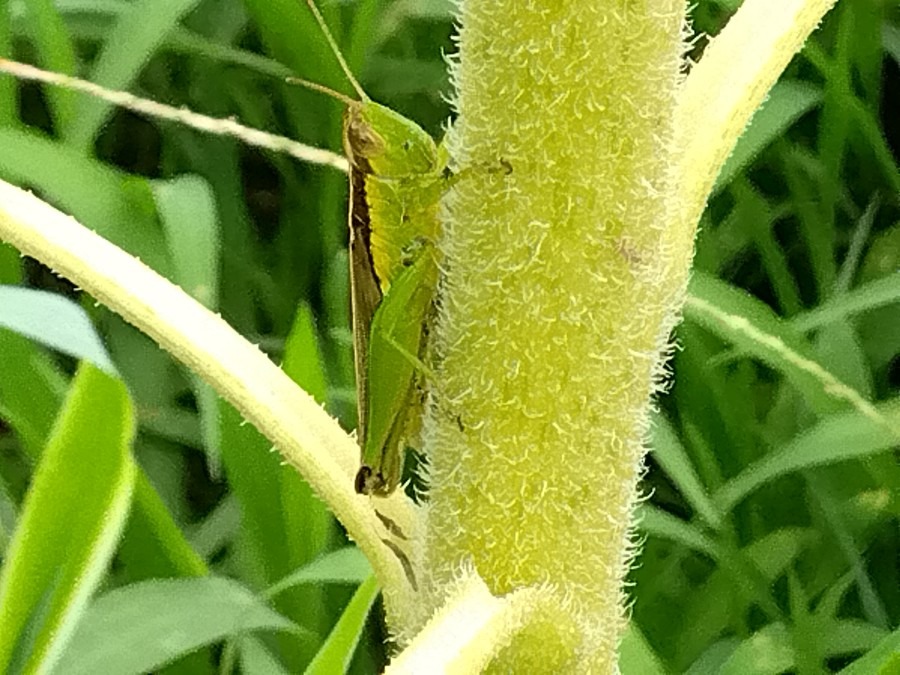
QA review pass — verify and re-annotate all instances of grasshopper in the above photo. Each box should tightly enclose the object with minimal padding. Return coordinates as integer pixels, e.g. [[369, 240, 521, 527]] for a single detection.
[[0, 0, 459, 498], [301, 0, 451, 496]]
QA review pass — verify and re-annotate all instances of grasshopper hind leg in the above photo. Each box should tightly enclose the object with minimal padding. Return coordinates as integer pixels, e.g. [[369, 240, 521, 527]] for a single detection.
[[354, 378, 420, 497], [354, 458, 397, 496], [354, 465, 376, 494]]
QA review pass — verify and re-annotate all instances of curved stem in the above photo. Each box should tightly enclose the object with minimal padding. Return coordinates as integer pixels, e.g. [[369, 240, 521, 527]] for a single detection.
[[0, 179, 419, 625], [674, 0, 840, 267]]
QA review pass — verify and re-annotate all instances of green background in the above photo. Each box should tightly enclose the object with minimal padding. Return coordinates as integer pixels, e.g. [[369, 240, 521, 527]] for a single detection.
[[0, 0, 897, 672]]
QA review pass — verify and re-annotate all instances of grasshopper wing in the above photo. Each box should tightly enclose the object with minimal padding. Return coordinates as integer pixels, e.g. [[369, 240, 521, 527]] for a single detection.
[[355, 249, 438, 496]]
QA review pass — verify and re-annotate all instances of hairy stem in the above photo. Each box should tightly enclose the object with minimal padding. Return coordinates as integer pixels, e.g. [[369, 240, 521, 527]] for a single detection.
[[420, 0, 687, 668]]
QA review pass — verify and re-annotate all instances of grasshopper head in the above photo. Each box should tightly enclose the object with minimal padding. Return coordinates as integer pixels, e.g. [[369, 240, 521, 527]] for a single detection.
[[344, 101, 439, 177]]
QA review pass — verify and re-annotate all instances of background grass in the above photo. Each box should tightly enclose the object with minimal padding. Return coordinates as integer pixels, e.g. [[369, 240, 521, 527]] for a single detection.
[[0, 0, 898, 672]]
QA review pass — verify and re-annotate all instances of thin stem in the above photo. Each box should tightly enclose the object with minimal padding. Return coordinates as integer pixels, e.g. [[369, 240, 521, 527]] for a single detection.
[[0, 58, 348, 172]]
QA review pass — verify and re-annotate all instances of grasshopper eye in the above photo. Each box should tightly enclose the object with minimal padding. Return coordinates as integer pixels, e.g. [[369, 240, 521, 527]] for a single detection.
[[344, 108, 385, 161]]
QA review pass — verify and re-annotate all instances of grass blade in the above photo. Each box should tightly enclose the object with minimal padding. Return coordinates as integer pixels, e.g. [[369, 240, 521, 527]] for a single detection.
[[153, 175, 222, 473], [650, 413, 724, 530], [304, 575, 380, 675], [19, 0, 77, 132], [619, 624, 668, 675], [714, 401, 900, 511], [267, 547, 372, 599], [838, 625, 900, 675], [790, 270, 900, 332], [686, 272, 879, 419], [67, 0, 203, 148], [0, 364, 136, 674], [0, 286, 116, 374], [0, 128, 171, 274], [0, 330, 66, 457], [0, 3, 15, 126], [55, 577, 299, 675]]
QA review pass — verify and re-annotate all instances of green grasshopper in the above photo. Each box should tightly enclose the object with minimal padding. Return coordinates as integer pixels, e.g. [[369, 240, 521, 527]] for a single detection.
[[301, 0, 451, 496], [0, 0, 454, 498]]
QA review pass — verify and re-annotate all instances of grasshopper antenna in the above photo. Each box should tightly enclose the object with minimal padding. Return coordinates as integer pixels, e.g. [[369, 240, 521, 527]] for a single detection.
[[287, 76, 358, 107], [304, 0, 369, 101]]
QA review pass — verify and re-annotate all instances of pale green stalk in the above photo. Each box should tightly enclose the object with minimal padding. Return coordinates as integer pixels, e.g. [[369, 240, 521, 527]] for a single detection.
[[411, 0, 838, 670], [0, 179, 420, 630]]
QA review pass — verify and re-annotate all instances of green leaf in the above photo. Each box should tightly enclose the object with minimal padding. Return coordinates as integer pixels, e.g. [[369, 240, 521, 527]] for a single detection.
[[0, 478, 17, 557], [0, 286, 116, 374], [673, 321, 754, 482], [719, 619, 888, 675], [650, 413, 723, 529], [117, 472, 208, 580], [838, 625, 900, 675], [164, 26, 293, 78], [242, 0, 347, 94], [0, 364, 136, 674], [790, 270, 900, 332], [152, 175, 220, 310], [884, 24, 900, 68], [728, 179, 802, 315], [219, 402, 291, 578], [218, 401, 325, 662], [0, 129, 171, 275], [706, 0, 741, 10], [814, 619, 888, 659], [813, 321, 873, 399], [714, 401, 900, 511], [19, 0, 78, 133], [619, 624, 669, 675], [187, 494, 240, 560], [673, 529, 815, 664], [719, 623, 793, 675], [0, 329, 67, 458], [686, 272, 865, 417], [637, 506, 719, 560], [240, 0, 347, 163], [283, 303, 329, 405], [304, 575, 380, 675], [0, 311, 206, 583], [803, 476, 889, 629], [388, 0, 454, 21], [366, 56, 449, 97], [217, 299, 336, 663], [239, 637, 292, 675], [67, 0, 204, 148], [683, 638, 741, 675], [152, 175, 222, 474], [0, 242, 22, 284], [54, 577, 299, 675], [714, 80, 822, 191], [267, 547, 373, 598], [280, 304, 332, 558], [0, 5, 15, 127], [30, 3, 294, 81]]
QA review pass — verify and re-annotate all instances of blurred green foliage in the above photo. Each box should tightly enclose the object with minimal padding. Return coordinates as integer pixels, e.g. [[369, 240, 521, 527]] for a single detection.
[[0, 0, 897, 672]]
